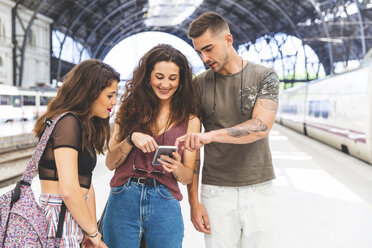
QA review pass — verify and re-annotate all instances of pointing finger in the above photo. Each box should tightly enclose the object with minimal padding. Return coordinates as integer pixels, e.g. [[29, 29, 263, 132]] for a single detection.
[[175, 135, 186, 147]]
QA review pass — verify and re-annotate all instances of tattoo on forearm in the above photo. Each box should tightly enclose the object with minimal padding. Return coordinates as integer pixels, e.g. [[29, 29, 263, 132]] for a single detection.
[[173, 172, 179, 180], [259, 99, 278, 112], [249, 118, 268, 132], [114, 155, 124, 167], [193, 160, 200, 174], [226, 128, 250, 137], [225, 118, 268, 138]]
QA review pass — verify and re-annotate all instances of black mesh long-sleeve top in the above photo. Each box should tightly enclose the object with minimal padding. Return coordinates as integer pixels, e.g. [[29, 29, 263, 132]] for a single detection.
[[38, 113, 96, 189]]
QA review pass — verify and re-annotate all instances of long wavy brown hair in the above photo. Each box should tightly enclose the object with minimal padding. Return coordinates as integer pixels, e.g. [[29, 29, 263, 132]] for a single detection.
[[34, 59, 120, 155], [116, 44, 199, 141]]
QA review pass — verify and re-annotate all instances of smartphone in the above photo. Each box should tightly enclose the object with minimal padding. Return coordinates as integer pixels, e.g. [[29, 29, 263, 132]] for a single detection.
[[152, 146, 178, 165]]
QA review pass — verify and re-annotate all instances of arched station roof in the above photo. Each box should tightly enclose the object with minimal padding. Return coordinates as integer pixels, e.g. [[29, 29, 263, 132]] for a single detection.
[[20, 0, 372, 76]]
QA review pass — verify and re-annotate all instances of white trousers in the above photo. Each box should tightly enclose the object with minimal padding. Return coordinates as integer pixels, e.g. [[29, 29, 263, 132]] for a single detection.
[[201, 181, 278, 248]]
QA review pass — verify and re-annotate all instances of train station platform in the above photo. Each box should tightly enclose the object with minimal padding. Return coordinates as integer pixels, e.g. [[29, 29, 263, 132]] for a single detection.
[[0, 121, 34, 138], [1, 123, 372, 247]]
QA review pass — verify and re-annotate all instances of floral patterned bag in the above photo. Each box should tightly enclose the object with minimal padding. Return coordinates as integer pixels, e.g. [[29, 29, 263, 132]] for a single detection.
[[0, 113, 67, 247]]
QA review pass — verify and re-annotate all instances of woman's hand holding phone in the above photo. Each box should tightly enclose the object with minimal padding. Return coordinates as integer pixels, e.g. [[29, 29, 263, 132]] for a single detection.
[[158, 151, 182, 173]]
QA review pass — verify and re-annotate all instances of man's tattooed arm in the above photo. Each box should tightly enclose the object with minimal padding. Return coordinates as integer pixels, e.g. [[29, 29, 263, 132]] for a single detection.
[[259, 99, 278, 113], [193, 159, 200, 174], [225, 99, 277, 138], [225, 118, 268, 138]]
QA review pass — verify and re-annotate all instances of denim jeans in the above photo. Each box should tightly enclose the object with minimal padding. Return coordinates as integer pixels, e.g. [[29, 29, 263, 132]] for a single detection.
[[102, 178, 184, 248], [201, 181, 278, 248]]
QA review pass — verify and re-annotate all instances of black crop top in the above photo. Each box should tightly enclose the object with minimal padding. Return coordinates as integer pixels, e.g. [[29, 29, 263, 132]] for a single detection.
[[38, 113, 96, 189]]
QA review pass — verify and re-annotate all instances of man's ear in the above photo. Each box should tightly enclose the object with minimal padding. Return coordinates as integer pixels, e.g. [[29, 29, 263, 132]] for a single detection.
[[225, 33, 233, 47]]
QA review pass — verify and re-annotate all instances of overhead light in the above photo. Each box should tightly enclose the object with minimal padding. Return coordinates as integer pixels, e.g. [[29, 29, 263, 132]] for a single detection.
[[145, 0, 203, 27], [318, 37, 343, 43], [303, 37, 343, 43]]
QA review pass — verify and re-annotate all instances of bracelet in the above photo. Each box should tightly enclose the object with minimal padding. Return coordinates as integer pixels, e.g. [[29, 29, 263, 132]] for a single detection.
[[86, 230, 98, 238], [126, 132, 134, 146]]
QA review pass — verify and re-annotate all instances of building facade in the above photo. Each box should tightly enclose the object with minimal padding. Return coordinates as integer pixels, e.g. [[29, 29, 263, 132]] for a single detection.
[[0, 0, 52, 88]]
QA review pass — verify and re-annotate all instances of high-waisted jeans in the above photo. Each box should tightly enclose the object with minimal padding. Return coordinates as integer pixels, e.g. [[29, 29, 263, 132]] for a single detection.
[[102, 178, 184, 248]]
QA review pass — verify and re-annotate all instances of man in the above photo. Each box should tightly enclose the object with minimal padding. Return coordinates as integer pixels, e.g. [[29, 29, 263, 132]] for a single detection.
[[176, 12, 279, 248]]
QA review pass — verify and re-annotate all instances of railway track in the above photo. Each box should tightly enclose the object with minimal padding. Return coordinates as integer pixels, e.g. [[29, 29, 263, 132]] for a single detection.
[[0, 133, 37, 188]]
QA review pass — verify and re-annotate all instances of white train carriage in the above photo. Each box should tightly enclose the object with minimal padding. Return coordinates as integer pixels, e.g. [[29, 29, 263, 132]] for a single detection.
[[18, 88, 38, 121], [36, 90, 56, 118], [277, 61, 372, 164], [0, 84, 57, 123], [277, 84, 307, 134], [0, 85, 22, 122]]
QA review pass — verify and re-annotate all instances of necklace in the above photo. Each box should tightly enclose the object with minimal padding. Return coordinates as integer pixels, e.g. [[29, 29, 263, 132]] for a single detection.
[[152, 111, 172, 145], [211, 57, 244, 128], [156, 112, 170, 132]]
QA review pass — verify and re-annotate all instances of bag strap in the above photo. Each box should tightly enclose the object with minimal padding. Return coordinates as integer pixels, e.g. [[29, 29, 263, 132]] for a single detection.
[[97, 199, 108, 236], [55, 202, 67, 239], [15, 113, 70, 242], [21, 113, 69, 184]]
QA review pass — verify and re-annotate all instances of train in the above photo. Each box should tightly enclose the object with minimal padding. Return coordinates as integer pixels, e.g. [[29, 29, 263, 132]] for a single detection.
[[0, 84, 57, 123], [276, 58, 372, 164]]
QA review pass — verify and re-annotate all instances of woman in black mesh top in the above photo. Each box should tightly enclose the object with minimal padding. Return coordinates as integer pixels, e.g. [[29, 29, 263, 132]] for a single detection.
[[33, 59, 119, 248]]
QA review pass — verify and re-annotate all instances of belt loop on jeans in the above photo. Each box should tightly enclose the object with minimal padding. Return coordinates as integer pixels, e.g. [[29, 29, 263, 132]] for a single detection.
[[153, 178, 158, 188]]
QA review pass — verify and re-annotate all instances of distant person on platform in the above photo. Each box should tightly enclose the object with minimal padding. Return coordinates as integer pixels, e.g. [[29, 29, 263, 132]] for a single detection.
[[176, 12, 280, 248]]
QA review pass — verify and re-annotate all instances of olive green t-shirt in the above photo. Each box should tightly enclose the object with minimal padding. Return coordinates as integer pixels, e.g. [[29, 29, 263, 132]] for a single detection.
[[196, 61, 279, 186]]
